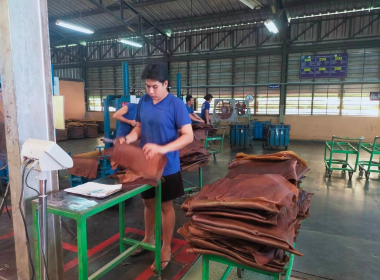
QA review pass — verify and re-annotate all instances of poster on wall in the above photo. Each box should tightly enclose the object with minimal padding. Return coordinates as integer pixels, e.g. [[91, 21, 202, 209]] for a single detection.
[[300, 53, 348, 79]]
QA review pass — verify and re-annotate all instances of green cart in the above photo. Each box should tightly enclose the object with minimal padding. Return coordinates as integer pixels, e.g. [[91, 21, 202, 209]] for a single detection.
[[324, 135, 364, 180], [358, 136, 380, 180], [202, 243, 295, 280], [205, 127, 226, 160]]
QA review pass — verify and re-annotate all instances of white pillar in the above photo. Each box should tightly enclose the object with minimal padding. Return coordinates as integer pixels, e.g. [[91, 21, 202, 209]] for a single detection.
[[0, 0, 63, 279]]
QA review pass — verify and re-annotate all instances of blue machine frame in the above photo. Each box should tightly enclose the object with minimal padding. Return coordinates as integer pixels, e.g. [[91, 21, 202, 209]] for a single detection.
[[103, 62, 131, 148]]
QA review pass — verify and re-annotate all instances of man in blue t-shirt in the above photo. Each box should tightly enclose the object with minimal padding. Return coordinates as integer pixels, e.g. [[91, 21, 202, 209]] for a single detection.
[[119, 63, 193, 271], [185, 95, 204, 123], [201, 94, 213, 124], [113, 102, 137, 138]]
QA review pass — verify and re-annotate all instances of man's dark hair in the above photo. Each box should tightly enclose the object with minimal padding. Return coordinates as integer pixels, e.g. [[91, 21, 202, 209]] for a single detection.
[[204, 94, 213, 101], [186, 95, 193, 102], [141, 62, 169, 84]]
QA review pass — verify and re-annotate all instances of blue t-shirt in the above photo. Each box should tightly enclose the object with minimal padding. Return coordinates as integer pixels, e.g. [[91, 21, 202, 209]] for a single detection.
[[186, 104, 194, 114], [201, 101, 210, 119], [136, 94, 191, 176], [116, 103, 138, 137]]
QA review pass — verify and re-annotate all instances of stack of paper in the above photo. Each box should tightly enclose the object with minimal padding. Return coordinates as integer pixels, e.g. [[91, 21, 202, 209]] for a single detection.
[[64, 182, 122, 198]]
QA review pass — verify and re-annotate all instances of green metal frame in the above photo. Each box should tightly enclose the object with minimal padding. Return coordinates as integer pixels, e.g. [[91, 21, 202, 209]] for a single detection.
[[358, 136, 380, 180], [202, 244, 295, 280], [32, 182, 162, 280], [183, 166, 203, 194], [205, 127, 226, 159], [324, 135, 364, 179]]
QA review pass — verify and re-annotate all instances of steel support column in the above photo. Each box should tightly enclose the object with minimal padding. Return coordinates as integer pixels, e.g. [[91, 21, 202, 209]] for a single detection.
[[0, 0, 63, 279]]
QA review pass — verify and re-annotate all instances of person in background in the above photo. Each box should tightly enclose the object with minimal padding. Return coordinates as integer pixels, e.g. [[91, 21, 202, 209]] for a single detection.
[[112, 102, 138, 138], [201, 93, 213, 124], [185, 95, 204, 124], [119, 63, 193, 272]]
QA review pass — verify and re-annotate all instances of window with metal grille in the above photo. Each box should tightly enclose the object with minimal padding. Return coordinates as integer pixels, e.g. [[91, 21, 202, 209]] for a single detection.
[[342, 84, 380, 116], [286, 48, 380, 116]]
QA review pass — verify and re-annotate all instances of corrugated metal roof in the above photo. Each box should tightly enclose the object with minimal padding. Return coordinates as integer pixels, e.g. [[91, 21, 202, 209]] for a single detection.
[[48, 0, 370, 43]]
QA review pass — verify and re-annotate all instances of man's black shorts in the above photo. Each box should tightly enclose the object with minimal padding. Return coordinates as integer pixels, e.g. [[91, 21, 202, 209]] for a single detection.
[[141, 171, 184, 202]]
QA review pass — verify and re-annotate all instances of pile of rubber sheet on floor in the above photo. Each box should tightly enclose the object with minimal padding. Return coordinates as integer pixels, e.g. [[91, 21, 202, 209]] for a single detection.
[[178, 151, 313, 273], [84, 123, 99, 138], [192, 124, 217, 141], [56, 129, 68, 142], [180, 141, 211, 172], [67, 122, 85, 139]]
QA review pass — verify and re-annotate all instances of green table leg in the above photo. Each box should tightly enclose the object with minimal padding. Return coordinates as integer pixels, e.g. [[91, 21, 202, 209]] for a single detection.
[[119, 201, 126, 253], [202, 255, 209, 280], [77, 217, 88, 280], [285, 253, 295, 280], [33, 203, 41, 280], [154, 180, 162, 275], [220, 265, 233, 280], [199, 167, 203, 189]]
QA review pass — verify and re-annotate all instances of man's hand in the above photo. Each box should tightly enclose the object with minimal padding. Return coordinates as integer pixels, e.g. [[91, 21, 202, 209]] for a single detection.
[[199, 119, 205, 123], [118, 136, 129, 145], [129, 120, 137, 127], [142, 143, 167, 159]]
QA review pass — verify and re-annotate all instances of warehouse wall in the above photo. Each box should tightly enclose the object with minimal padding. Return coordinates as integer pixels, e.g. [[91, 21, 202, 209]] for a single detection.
[[284, 115, 379, 141], [87, 111, 116, 129], [59, 80, 86, 120]]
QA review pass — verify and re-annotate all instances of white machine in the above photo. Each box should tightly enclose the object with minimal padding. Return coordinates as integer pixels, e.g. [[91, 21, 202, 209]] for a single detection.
[[21, 139, 73, 280], [213, 99, 251, 123]]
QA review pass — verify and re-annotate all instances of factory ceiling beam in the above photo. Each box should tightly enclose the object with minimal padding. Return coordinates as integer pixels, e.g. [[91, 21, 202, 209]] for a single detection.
[[315, 17, 350, 43], [350, 13, 380, 38], [51, 46, 83, 61], [289, 21, 318, 44], [85, 0, 169, 55], [284, 0, 340, 8], [87, 0, 136, 33], [48, 0, 177, 22], [121, 0, 167, 37]]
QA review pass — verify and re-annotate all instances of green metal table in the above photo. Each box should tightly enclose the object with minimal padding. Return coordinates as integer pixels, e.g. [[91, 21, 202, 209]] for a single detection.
[[183, 166, 203, 194], [32, 177, 162, 280], [324, 135, 364, 180], [202, 246, 295, 280], [359, 136, 380, 180]]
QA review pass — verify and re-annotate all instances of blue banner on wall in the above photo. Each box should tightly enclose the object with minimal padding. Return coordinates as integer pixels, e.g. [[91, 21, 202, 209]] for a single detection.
[[268, 84, 280, 89]]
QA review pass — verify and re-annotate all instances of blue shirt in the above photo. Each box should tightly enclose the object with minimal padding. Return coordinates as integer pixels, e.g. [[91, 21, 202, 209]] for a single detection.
[[116, 103, 138, 138], [136, 93, 191, 176], [186, 104, 194, 114], [201, 101, 210, 119]]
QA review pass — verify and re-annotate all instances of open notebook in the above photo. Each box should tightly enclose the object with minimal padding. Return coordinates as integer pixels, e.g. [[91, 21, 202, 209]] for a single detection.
[[64, 182, 122, 198]]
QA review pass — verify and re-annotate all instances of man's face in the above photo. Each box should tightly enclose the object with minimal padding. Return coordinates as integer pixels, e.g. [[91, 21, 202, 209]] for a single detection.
[[188, 98, 194, 105], [145, 79, 168, 100]]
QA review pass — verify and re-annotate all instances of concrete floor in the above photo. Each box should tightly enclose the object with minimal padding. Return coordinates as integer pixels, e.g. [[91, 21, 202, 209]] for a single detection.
[[1, 136, 380, 280]]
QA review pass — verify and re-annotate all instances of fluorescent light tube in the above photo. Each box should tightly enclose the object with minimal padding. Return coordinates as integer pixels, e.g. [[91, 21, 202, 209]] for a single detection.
[[56, 20, 94, 34], [264, 19, 279, 34], [117, 38, 143, 48]]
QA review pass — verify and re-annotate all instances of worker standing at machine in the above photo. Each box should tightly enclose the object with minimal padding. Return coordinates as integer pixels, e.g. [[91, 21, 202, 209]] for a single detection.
[[201, 93, 213, 124], [119, 63, 193, 272], [186, 95, 204, 124], [112, 102, 138, 139]]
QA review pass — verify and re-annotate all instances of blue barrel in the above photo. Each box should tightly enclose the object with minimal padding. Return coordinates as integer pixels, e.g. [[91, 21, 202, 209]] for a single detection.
[[251, 120, 271, 139], [263, 124, 291, 150], [230, 124, 251, 148]]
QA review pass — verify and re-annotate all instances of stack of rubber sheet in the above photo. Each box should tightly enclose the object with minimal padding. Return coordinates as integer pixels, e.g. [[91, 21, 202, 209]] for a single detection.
[[180, 141, 211, 172], [67, 122, 85, 139], [192, 124, 217, 141], [179, 151, 313, 273], [56, 129, 68, 142], [84, 123, 99, 138]]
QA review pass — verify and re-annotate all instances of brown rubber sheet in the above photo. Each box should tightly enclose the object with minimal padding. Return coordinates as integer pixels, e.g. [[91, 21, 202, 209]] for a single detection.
[[111, 143, 167, 180]]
